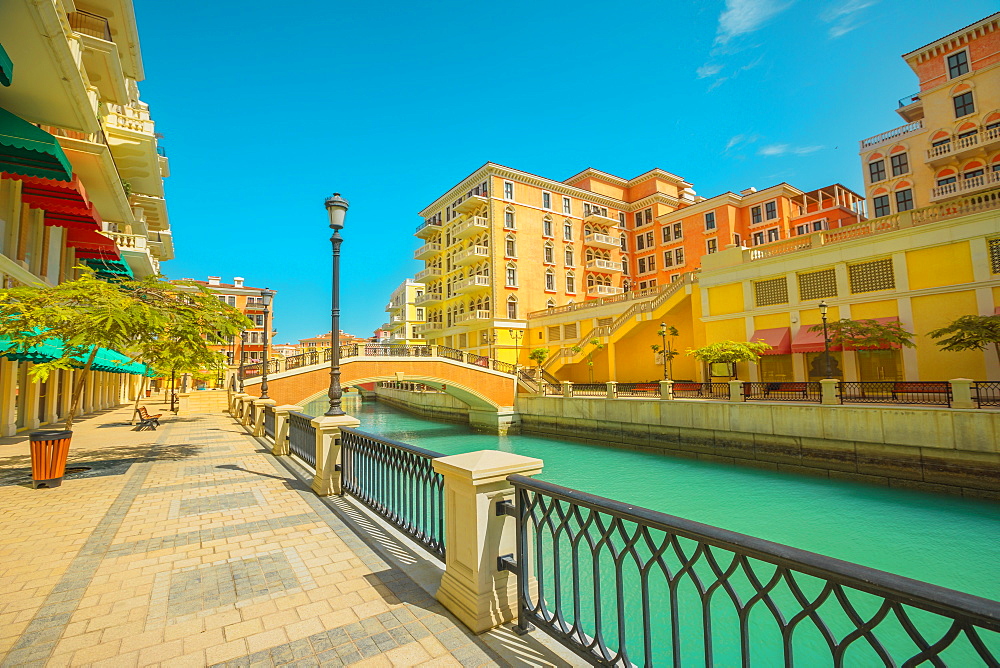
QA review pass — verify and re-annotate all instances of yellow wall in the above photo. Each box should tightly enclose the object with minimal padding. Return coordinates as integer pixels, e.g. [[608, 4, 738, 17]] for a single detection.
[[851, 300, 898, 320], [754, 312, 790, 329], [906, 242, 974, 290], [911, 291, 983, 378], [707, 284, 743, 316]]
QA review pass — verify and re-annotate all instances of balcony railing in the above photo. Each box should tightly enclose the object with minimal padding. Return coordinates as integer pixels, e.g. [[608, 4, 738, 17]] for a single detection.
[[586, 258, 621, 272], [102, 232, 148, 250], [455, 275, 491, 293], [454, 244, 489, 266], [927, 125, 1000, 161], [415, 293, 441, 306], [414, 322, 442, 334], [859, 119, 924, 150], [898, 91, 921, 108], [583, 210, 618, 225], [454, 193, 488, 214], [414, 266, 441, 281], [68, 10, 112, 41], [415, 219, 442, 238], [583, 232, 619, 249], [104, 103, 155, 135], [413, 242, 440, 260], [932, 171, 1000, 200], [587, 285, 623, 296], [455, 310, 492, 325], [452, 215, 489, 239]]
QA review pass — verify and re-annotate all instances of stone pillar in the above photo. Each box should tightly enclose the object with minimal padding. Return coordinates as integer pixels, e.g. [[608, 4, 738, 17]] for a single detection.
[[59, 370, 75, 423], [561, 381, 573, 398], [728, 379, 743, 402], [659, 380, 674, 400], [310, 414, 361, 496], [22, 364, 41, 430], [0, 359, 17, 436], [433, 451, 544, 633], [229, 392, 246, 416], [177, 392, 191, 415], [253, 398, 277, 436], [240, 396, 255, 426], [820, 378, 840, 406], [83, 371, 96, 414], [469, 409, 521, 435], [43, 372, 59, 425], [950, 378, 974, 409], [271, 404, 301, 456], [606, 381, 617, 399]]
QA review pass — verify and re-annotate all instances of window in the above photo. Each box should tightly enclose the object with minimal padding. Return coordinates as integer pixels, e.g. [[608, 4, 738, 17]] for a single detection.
[[507, 297, 518, 319], [619, 234, 627, 251], [543, 242, 554, 264], [704, 212, 716, 230], [753, 277, 789, 307], [895, 189, 914, 212], [542, 192, 552, 209], [954, 91, 975, 118], [545, 269, 555, 291], [751, 206, 762, 224], [644, 231, 654, 248], [989, 237, 1000, 274], [848, 258, 895, 293], [797, 269, 837, 300], [562, 196, 571, 214], [661, 226, 671, 243], [621, 257, 629, 274], [812, 220, 825, 232], [563, 221, 572, 240], [964, 168, 984, 180], [543, 218, 553, 237], [635, 208, 653, 227], [873, 195, 890, 217], [766, 228, 780, 242], [564, 247, 574, 266], [546, 299, 555, 309], [505, 235, 516, 257], [566, 272, 576, 293], [672, 223, 682, 240], [706, 238, 718, 254], [937, 175, 957, 187], [733, 233, 741, 246], [765, 201, 777, 220], [504, 208, 515, 229], [636, 235, 645, 251], [947, 50, 969, 79], [504, 181, 514, 199], [638, 256, 655, 273], [505, 263, 517, 287], [415, 308, 425, 320], [752, 231, 764, 246], [868, 159, 886, 183], [674, 248, 684, 265], [931, 137, 951, 148], [619, 212, 626, 226], [250, 314, 264, 327], [663, 251, 673, 267], [890, 152, 909, 176]]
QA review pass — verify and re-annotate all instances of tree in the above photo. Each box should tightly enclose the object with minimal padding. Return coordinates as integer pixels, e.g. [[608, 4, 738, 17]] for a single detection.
[[686, 341, 772, 379], [651, 325, 680, 380], [928, 315, 1000, 366], [0, 271, 250, 431], [570, 338, 604, 383], [528, 347, 550, 372], [808, 318, 916, 350]]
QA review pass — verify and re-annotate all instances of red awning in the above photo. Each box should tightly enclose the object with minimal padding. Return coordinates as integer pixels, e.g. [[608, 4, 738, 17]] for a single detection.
[[4, 172, 102, 229], [791, 325, 843, 353], [995, 306, 1000, 315], [749, 327, 791, 355], [66, 227, 120, 261]]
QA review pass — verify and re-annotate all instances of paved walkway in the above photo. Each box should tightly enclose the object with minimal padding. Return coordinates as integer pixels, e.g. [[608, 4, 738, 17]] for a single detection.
[[0, 404, 529, 667]]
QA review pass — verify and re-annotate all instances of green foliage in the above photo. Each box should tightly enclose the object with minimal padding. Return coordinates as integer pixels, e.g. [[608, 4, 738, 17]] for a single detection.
[[808, 318, 915, 349], [687, 340, 772, 364], [570, 338, 604, 382], [928, 315, 1000, 364], [528, 347, 550, 367]]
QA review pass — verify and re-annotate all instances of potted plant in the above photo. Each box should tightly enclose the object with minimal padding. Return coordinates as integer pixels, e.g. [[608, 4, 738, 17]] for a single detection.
[[528, 347, 550, 381], [0, 271, 248, 488]]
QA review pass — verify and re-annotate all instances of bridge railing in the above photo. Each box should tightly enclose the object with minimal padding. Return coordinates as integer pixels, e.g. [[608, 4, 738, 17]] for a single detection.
[[287, 411, 316, 467]]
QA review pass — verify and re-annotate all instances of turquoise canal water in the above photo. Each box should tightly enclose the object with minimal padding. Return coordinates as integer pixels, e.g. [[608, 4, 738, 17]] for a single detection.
[[306, 397, 1000, 601]]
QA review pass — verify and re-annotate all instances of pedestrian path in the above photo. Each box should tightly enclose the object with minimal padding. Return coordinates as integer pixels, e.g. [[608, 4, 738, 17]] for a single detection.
[[0, 406, 509, 667]]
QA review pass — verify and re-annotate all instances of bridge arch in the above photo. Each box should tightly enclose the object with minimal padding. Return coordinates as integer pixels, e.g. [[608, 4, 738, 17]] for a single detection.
[[296, 374, 500, 412]]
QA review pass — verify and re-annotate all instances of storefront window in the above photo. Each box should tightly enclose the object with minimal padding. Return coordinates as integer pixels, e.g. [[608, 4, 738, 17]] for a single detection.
[[805, 351, 843, 380], [759, 355, 794, 382], [856, 349, 902, 381]]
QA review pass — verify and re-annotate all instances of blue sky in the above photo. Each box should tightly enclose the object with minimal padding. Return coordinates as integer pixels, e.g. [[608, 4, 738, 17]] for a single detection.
[[134, 0, 997, 343]]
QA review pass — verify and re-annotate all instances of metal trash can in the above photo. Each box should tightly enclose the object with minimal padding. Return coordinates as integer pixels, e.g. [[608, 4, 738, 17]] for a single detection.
[[28, 430, 73, 489]]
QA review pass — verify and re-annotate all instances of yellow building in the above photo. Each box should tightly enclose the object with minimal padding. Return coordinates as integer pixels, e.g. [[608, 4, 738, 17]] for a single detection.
[[383, 278, 426, 344], [858, 13, 1000, 215]]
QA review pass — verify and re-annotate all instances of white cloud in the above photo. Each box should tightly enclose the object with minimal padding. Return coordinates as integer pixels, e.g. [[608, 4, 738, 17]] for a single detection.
[[821, 0, 877, 38], [715, 0, 795, 45], [725, 134, 759, 152], [758, 144, 824, 156], [697, 63, 723, 79]]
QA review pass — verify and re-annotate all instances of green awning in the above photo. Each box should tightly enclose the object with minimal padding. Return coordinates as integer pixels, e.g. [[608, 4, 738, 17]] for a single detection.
[[0, 337, 153, 375], [84, 257, 134, 279], [0, 107, 73, 181], [0, 43, 12, 87]]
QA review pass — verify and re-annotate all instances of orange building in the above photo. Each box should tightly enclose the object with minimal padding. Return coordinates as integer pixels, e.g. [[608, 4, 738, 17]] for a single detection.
[[184, 276, 276, 365]]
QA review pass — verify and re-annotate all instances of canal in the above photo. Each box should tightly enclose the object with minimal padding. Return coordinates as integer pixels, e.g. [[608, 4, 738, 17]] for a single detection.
[[306, 396, 1000, 601]]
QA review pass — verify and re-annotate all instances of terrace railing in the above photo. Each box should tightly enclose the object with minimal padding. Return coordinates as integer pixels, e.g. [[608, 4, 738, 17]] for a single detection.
[[500, 475, 1000, 666], [672, 381, 730, 400], [263, 405, 275, 439], [615, 382, 659, 398], [975, 381, 1000, 408], [743, 381, 822, 402], [570, 383, 607, 397], [287, 411, 316, 468], [840, 381, 951, 407], [340, 427, 446, 561]]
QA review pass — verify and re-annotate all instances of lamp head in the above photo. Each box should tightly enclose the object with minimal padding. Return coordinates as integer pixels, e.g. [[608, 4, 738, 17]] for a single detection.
[[325, 193, 349, 230], [819, 300, 828, 318], [261, 288, 275, 307]]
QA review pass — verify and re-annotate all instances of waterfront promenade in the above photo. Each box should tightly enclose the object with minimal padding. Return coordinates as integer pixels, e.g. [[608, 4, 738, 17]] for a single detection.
[[0, 405, 557, 667]]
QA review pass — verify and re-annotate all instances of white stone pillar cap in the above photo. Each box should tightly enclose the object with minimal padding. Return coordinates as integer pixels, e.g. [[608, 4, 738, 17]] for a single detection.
[[433, 450, 543, 485]]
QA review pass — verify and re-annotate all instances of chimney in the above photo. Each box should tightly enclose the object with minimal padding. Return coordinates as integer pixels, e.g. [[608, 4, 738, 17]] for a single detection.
[[740, 187, 757, 196], [207, 276, 221, 286], [233, 276, 244, 288]]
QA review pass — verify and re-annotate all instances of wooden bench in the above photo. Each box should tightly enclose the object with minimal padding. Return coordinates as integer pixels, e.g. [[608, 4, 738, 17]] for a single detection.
[[892, 382, 950, 401], [672, 382, 704, 396], [762, 382, 811, 398], [136, 406, 161, 431]]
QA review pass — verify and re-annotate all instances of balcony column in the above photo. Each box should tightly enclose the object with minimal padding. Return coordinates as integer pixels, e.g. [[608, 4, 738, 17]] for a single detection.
[[0, 360, 18, 436], [22, 364, 41, 430]]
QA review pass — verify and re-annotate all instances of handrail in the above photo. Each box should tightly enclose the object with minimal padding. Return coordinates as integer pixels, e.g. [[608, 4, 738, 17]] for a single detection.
[[859, 119, 924, 149]]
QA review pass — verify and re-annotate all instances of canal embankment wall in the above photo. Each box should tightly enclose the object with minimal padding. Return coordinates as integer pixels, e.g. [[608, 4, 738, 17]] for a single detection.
[[374, 386, 469, 424]]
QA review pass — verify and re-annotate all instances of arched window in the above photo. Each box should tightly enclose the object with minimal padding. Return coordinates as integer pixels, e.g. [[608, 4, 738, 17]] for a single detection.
[[505, 262, 517, 287], [564, 221, 573, 240], [546, 299, 555, 309], [545, 268, 555, 291], [585, 249, 594, 262], [564, 246, 574, 266], [621, 255, 629, 275], [507, 296, 518, 319], [505, 234, 516, 258], [504, 207, 516, 229], [587, 275, 595, 287], [620, 234, 627, 251], [566, 271, 576, 294], [584, 224, 593, 236], [543, 216, 553, 237], [543, 241, 554, 264]]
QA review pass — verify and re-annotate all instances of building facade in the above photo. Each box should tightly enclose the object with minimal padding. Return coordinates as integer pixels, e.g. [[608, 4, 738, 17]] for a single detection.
[[185, 276, 276, 366], [383, 279, 425, 344]]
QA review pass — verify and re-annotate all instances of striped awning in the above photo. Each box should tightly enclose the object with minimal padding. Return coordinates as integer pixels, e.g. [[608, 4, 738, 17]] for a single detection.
[[0, 43, 12, 87], [0, 107, 73, 181]]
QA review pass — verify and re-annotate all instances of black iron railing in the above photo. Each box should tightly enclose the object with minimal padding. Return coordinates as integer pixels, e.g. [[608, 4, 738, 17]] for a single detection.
[[263, 405, 275, 439], [616, 382, 660, 398], [672, 381, 730, 400], [287, 411, 316, 468], [744, 381, 822, 402], [841, 381, 951, 406], [340, 427, 445, 561], [975, 381, 1000, 408], [542, 383, 563, 396], [247, 400, 256, 424], [437, 346, 466, 362], [467, 352, 491, 368], [494, 359, 519, 375], [572, 383, 607, 397], [500, 475, 1000, 667]]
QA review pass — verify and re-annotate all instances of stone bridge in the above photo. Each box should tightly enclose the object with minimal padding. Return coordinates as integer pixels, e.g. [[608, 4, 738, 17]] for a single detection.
[[240, 345, 525, 432]]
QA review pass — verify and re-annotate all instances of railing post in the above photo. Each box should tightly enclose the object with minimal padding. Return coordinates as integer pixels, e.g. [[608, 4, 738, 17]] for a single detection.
[[271, 404, 301, 456], [659, 380, 674, 400], [606, 381, 617, 399], [429, 344, 438, 357], [240, 396, 255, 426], [728, 380, 743, 402], [950, 378, 974, 409], [561, 381, 573, 398], [820, 379, 840, 406], [253, 398, 276, 436], [310, 414, 360, 496], [432, 451, 544, 633]]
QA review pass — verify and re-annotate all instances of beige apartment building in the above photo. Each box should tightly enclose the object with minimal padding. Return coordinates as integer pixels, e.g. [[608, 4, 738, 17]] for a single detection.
[[383, 278, 426, 344]]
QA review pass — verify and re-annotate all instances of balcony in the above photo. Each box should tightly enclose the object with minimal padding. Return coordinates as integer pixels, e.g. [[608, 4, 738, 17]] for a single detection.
[[415, 292, 442, 306], [415, 219, 442, 239], [859, 120, 924, 150], [926, 126, 1000, 164], [68, 10, 111, 41], [391, 314, 405, 323], [454, 194, 488, 214], [454, 245, 489, 266], [104, 103, 155, 136], [455, 275, 491, 293], [102, 232, 159, 277], [452, 216, 489, 239], [586, 258, 622, 273], [413, 242, 441, 260], [584, 210, 618, 226], [386, 301, 402, 313], [414, 322, 442, 335], [455, 310, 492, 325], [896, 91, 923, 123], [583, 233, 619, 250], [930, 170, 1000, 201], [588, 285, 623, 297], [414, 266, 441, 282]]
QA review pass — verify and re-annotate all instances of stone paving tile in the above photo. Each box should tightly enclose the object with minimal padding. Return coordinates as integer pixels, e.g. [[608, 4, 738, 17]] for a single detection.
[[0, 405, 512, 667]]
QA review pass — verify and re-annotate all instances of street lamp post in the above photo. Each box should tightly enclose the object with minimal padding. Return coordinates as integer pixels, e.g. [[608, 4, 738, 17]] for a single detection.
[[237, 331, 247, 392], [819, 300, 832, 379], [508, 328, 524, 388], [657, 322, 668, 380], [325, 194, 349, 417], [259, 289, 275, 399]]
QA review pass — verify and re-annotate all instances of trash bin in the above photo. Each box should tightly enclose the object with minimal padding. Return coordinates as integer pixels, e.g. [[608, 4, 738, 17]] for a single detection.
[[29, 430, 73, 489]]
